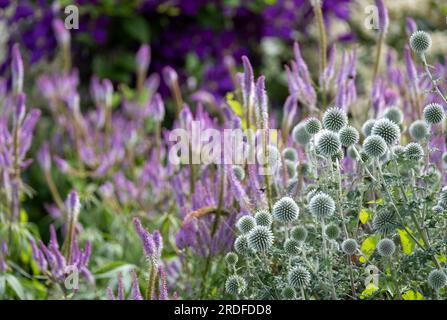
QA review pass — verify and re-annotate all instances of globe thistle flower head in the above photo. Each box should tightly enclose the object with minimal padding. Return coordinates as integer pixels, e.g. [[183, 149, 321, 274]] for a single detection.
[[428, 270, 447, 291], [284, 239, 300, 255], [361, 119, 376, 137], [405, 142, 424, 161], [272, 197, 299, 223], [247, 226, 274, 252], [432, 205, 444, 214], [409, 120, 429, 141], [423, 103, 445, 124], [281, 286, 297, 300], [282, 147, 298, 162], [305, 117, 322, 135], [255, 210, 272, 227], [363, 135, 387, 158], [373, 210, 397, 234], [236, 215, 256, 234], [392, 145, 405, 157], [257, 145, 281, 174], [341, 239, 358, 255], [232, 165, 245, 181], [323, 107, 348, 132], [377, 238, 396, 257], [409, 30, 432, 54], [309, 192, 336, 218], [383, 106, 403, 125], [339, 126, 359, 147], [298, 161, 311, 177], [225, 275, 247, 295], [225, 252, 238, 266], [291, 226, 308, 242], [331, 150, 344, 163], [292, 122, 311, 146], [371, 118, 400, 145], [325, 224, 341, 240], [359, 150, 370, 163], [288, 266, 311, 288], [234, 235, 251, 255], [316, 130, 341, 157]]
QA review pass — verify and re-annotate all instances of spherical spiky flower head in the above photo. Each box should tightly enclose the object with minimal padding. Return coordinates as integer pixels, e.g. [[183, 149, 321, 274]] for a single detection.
[[298, 161, 311, 177], [284, 239, 300, 255], [316, 130, 341, 157], [392, 145, 405, 157], [423, 103, 445, 124], [373, 210, 397, 234], [305, 117, 322, 135], [272, 196, 299, 223], [339, 126, 359, 147], [428, 270, 447, 291], [405, 142, 424, 161], [288, 266, 311, 288], [232, 165, 245, 181], [282, 147, 298, 162], [309, 192, 335, 218], [236, 215, 256, 234], [409, 120, 429, 141], [234, 235, 251, 255], [247, 226, 274, 252], [323, 107, 348, 132], [359, 150, 370, 163], [342, 239, 358, 255], [331, 150, 344, 163], [362, 119, 376, 137], [432, 205, 444, 214], [225, 275, 247, 295], [225, 252, 238, 266], [371, 118, 400, 145], [255, 210, 272, 227], [383, 106, 403, 125], [292, 122, 311, 146], [325, 224, 340, 240], [281, 286, 297, 300], [363, 135, 387, 158], [291, 226, 308, 242], [377, 238, 396, 257], [258, 145, 281, 173], [409, 30, 432, 54]]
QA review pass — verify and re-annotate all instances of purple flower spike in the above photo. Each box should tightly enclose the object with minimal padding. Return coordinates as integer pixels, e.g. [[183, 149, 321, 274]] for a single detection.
[[375, 0, 388, 32], [162, 66, 178, 88], [14, 92, 26, 127], [12, 43, 24, 93], [133, 217, 155, 258], [52, 18, 70, 45], [38, 142, 51, 171], [151, 93, 165, 122], [66, 190, 80, 219], [255, 75, 268, 130], [136, 44, 151, 74], [130, 270, 143, 300], [241, 55, 254, 109], [405, 17, 417, 37]]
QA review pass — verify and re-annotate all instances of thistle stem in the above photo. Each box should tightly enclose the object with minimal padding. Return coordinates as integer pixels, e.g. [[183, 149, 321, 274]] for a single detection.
[[312, 0, 327, 109], [421, 54, 447, 105]]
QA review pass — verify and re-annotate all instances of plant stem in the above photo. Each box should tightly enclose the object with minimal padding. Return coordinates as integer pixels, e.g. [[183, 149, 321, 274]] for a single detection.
[[312, 0, 327, 109], [421, 54, 447, 105], [321, 219, 337, 300]]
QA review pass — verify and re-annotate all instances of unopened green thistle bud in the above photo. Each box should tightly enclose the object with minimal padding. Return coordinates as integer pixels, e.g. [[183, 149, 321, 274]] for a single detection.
[[281, 286, 297, 300], [255, 210, 272, 227], [225, 252, 238, 266], [292, 122, 311, 146], [339, 126, 359, 147], [428, 269, 447, 291], [288, 265, 311, 288], [284, 239, 300, 255], [325, 224, 340, 240], [331, 150, 344, 162], [247, 226, 274, 252], [409, 30, 432, 54], [309, 192, 335, 218], [363, 135, 387, 158], [323, 107, 347, 132], [373, 210, 397, 234], [383, 106, 403, 125], [236, 215, 256, 234], [225, 275, 247, 295], [361, 119, 376, 137], [232, 165, 245, 181], [405, 142, 424, 161], [371, 118, 400, 145], [272, 196, 299, 223], [409, 120, 429, 141], [377, 238, 396, 257], [341, 239, 358, 255], [304, 117, 322, 135], [316, 130, 341, 157], [291, 226, 308, 242], [282, 147, 298, 162], [423, 103, 445, 124]]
